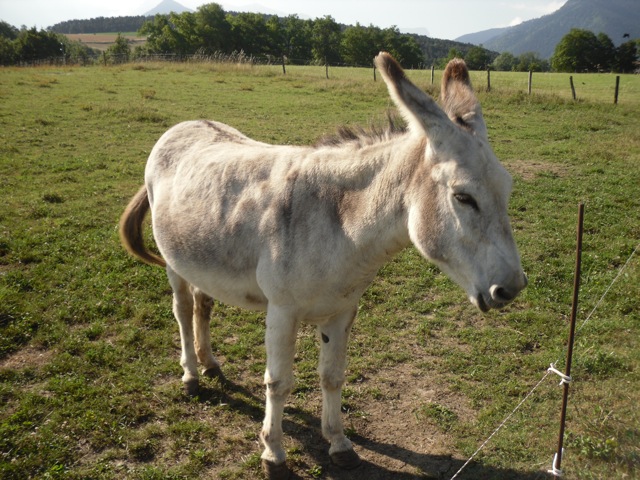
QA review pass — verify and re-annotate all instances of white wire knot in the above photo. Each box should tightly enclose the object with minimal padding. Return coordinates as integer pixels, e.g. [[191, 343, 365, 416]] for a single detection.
[[548, 363, 572, 386], [548, 450, 564, 476]]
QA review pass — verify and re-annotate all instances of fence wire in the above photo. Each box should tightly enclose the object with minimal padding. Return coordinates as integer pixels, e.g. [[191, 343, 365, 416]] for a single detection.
[[450, 242, 639, 480]]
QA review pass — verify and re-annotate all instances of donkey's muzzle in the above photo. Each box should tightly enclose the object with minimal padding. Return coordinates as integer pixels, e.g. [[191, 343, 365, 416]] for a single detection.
[[486, 274, 528, 310], [490, 285, 517, 303]]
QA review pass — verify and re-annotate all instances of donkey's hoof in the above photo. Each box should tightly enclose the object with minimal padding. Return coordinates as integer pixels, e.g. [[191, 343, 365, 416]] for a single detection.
[[183, 378, 199, 396], [331, 448, 362, 470], [203, 365, 225, 382], [261, 459, 290, 480]]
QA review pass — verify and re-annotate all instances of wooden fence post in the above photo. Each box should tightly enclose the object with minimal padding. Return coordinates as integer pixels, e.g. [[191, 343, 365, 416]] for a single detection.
[[487, 68, 491, 92], [282, 56, 286, 75], [431, 65, 435, 85], [325, 58, 329, 79], [528, 70, 533, 95], [373, 64, 376, 82], [614, 75, 620, 104], [569, 75, 576, 100]]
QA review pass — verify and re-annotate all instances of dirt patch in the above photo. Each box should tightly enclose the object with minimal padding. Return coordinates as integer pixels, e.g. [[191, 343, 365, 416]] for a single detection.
[[504, 160, 570, 181], [195, 359, 476, 479], [0, 345, 54, 370], [338, 364, 473, 479]]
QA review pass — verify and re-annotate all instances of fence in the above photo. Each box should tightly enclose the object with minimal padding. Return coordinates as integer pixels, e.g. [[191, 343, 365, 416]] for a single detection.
[[450, 239, 639, 479], [8, 53, 637, 105]]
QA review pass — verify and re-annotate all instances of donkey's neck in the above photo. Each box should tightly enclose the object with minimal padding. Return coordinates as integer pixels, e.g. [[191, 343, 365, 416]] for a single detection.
[[312, 135, 424, 268]]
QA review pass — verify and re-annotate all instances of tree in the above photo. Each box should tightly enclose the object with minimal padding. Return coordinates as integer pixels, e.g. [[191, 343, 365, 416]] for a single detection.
[[381, 27, 423, 68], [106, 33, 131, 63], [552, 29, 602, 72], [446, 47, 463, 62], [140, 15, 182, 54], [15, 28, 64, 62], [464, 45, 491, 70], [60, 36, 96, 64], [0, 20, 19, 40], [165, 12, 197, 55], [341, 24, 381, 66], [265, 15, 312, 62], [310, 16, 342, 65], [515, 52, 549, 72], [435, 47, 464, 68], [227, 13, 269, 56], [0, 37, 17, 65], [281, 15, 313, 63], [595, 32, 615, 71], [493, 52, 517, 71], [614, 40, 638, 73], [195, 3, 231, 54]]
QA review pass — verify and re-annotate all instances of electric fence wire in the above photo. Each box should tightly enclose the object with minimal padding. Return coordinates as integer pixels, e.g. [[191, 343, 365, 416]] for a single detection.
[[449, 242, 639, 480]]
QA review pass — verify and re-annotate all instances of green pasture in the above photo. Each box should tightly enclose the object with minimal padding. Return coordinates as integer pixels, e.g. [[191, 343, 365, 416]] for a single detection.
[[0, 62, 638, 479]]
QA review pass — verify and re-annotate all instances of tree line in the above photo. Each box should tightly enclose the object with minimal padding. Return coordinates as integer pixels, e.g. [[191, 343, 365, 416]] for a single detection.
[[480, 29, 637, 73], [1, 4, 637, 72], [0, 2, 493, 68], [135, 4, 426, 68], [551, 28, 638, 73], [49, 16, 150, 35], [0, 21, 96, 65]]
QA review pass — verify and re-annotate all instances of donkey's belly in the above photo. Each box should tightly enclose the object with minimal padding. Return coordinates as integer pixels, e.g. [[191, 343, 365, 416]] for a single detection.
[[186, 266, 269, 311]]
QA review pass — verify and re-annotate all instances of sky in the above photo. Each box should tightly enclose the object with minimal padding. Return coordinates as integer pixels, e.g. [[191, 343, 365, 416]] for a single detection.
[[0, 0, 568, 41]]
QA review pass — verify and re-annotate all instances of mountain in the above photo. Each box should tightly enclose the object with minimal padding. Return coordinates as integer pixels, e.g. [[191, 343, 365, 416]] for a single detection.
[[144, 0, 193, 16], [456, 0, 639, 59], [456, 27, 510, 46]]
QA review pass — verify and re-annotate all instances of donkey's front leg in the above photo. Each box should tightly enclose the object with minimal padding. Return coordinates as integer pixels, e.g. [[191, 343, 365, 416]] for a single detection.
[[260, 305, 298, 480], [318, 307, 361, 469]]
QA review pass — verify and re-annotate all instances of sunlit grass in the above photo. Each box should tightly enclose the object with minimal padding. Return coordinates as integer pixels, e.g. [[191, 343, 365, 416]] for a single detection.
[[1, 61, 638, 479]]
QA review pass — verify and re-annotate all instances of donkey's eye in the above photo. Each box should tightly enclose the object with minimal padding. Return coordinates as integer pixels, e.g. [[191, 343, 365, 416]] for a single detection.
[[454, 193, 479, 211]]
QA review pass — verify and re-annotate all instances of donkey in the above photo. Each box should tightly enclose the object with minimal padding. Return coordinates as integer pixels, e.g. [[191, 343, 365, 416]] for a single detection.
[[120, 52, 527, 479]]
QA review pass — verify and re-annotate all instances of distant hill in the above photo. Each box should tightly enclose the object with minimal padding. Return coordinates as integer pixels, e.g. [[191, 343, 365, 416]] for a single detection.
[[144, 0, 193, 16], [407, 34, 498, 66], [456, 0, 639, 58], [456, 27, 509, 46]]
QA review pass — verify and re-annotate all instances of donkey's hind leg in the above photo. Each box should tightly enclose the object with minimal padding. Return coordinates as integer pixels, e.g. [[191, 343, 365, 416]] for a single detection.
[[166, 267, 199, 396], [192, 287, 224, 382]]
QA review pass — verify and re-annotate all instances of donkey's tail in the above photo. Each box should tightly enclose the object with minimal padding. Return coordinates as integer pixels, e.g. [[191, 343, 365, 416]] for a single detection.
[[119, 185, 166, 268]]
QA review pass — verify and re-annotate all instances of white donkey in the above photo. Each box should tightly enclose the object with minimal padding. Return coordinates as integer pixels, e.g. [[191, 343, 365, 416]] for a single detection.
[[120, 52, 527, 479]]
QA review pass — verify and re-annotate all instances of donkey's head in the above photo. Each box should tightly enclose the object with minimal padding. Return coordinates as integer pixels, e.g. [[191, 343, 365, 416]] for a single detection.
[[375, 52, 526, 311]]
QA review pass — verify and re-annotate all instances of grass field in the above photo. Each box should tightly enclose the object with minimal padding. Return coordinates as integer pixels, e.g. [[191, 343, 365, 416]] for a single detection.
[[64, 33, 147, 52], [0, 62, 638, 479]]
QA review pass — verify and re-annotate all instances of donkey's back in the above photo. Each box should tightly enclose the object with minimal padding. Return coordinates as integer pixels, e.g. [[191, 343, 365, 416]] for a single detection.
[[142, 119, 400, 317]]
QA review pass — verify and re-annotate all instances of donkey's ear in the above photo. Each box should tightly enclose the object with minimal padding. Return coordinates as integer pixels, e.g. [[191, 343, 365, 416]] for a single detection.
[[375, 52, 453, 138], [440, 58, 488, 138]]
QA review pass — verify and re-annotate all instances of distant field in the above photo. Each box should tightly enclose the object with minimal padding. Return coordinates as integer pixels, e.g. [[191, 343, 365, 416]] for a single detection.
[[64, 33, 146, 51], [0, 62, 638, 479]]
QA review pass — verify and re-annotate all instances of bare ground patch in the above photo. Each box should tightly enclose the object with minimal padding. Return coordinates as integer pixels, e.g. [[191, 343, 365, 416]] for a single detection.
[[190, 359, 476, 479], [504, 159, 570, 181], [0, 345, 54, 370]]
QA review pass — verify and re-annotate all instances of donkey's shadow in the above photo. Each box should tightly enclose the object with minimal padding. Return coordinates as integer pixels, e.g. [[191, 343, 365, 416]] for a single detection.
[[194, 379, 551, 480]]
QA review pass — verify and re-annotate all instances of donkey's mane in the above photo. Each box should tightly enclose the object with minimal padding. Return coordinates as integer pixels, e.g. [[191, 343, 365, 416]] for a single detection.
[[315, 112, 407, 148]]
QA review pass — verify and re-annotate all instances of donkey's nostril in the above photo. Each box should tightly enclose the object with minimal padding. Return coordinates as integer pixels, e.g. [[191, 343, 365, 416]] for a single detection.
[[491, 285, 515, 302]]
